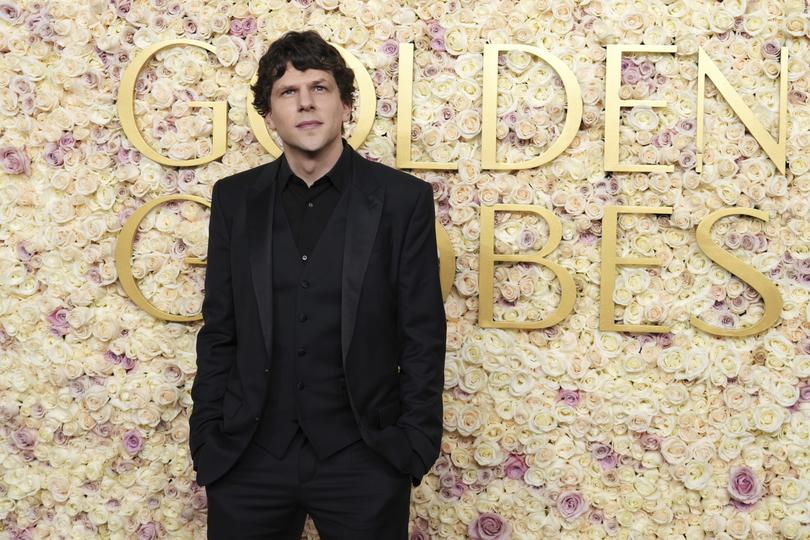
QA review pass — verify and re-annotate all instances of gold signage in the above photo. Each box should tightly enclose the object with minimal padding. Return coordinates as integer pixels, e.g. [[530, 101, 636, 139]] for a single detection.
[[604, 45, 677, 173], [479, 204, 576, 328], [692, 208, 783, 336], [114, 40, 791, 336], [118, 40, 227, 167], [115, 194, 209, 322], [600, 206, 673, 333], [477, 205, 783, 336], [117, 197, 784, 336], [481, 45, 582, 170], [695, 47, 787, 174], [117, 40, 789, 173]]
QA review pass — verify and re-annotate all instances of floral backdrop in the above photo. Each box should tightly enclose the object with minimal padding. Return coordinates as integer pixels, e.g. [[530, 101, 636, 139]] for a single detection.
[[1, 0, 809, 538]]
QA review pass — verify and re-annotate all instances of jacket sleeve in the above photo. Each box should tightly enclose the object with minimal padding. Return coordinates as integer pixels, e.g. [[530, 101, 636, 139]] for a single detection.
[[189, 180, 236, 463], [395, 181, 447, 483]]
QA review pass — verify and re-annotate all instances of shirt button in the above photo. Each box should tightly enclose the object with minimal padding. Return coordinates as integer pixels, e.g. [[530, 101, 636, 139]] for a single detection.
[[297, 348, 306, 356], [254, 416, 260, 421], [297, 381, 305, 389], [298, 314, 307, 322], [301, 254, 308, 261], [307, 202, 314, 208], [264, 368, 270, 374], [301, 280, 309, 288]]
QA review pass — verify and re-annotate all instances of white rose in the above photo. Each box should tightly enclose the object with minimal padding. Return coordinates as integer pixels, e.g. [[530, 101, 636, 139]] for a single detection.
[[212, 35, 240, 67], [753, 403, 785, 433], [780, 477, 806, 505], [473, 439, 505, 466], [683, 461, 713, 490]]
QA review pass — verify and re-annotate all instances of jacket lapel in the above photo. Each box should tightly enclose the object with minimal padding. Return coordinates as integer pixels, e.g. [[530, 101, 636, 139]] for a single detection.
[[246, 148, 384, 368], [247, 158, 281, 361], [341, 150, 384, 365]]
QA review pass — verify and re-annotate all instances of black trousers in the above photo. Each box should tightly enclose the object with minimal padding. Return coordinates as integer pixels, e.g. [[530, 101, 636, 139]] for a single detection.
[[205, 429, 411, 539]]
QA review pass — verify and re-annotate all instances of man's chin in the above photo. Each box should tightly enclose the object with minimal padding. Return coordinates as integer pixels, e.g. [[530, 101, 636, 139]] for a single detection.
[[287, 136, 340, 155]]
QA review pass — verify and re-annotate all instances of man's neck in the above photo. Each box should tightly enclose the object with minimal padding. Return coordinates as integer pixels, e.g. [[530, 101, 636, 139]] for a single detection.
[[284, 138, 344, 187]]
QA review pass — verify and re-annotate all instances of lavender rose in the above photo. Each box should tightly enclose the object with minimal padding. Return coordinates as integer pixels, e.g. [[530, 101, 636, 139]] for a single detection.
[[728, 466, 763, 506], [427, 20, 445, 38], [590, 442, 613, 459], [43, 142, 64, 167], [557, 490, 589, 520], [557, 389, 581, 407], [0, 145, 31, 175], [518, 229, 537, 250], [380, 39, 399, 57], [503, 453, 527, 480], [12, 428, 36, 450], [48, 307, 70, 337], [621, 64, 641, 85], [123, 429, 144, 456], [468, 512, 513, 540], [136, 522, 157, 540], [798, 383, 810, 403], [0, 2, 24, 24]]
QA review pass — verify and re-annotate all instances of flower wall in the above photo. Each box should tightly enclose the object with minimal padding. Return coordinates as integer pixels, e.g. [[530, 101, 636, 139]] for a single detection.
[[1, 0, 809, 538]]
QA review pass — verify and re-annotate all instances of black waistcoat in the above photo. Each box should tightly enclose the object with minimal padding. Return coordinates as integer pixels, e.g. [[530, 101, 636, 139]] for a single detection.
[[252, 173, 362, 460]]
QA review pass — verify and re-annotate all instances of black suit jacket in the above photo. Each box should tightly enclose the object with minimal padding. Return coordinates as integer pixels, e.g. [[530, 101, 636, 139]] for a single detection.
[[189, 146, 447, 488]]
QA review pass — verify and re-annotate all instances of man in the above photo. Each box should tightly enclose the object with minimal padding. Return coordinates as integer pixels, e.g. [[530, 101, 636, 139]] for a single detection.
[[188, 30, 447, 539]]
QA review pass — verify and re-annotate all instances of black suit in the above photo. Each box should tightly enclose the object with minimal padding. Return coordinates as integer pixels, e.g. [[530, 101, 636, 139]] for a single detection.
[[189, 142, 446, 537]]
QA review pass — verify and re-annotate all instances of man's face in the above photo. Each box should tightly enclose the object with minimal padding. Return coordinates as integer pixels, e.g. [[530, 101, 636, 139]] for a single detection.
[[264, 63, 350, 154]]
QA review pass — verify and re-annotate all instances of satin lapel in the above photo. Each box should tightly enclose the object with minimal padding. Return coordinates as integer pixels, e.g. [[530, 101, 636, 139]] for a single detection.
[[247, 159, 280, 362], [341, 154, 384, 365]]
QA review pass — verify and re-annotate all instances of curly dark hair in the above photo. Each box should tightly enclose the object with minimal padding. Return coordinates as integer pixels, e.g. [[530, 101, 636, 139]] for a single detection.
[[251, 30, 355, 118]]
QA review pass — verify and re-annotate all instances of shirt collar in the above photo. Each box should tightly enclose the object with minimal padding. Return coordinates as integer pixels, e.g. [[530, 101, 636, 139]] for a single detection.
[[277, 138, 351, 193]]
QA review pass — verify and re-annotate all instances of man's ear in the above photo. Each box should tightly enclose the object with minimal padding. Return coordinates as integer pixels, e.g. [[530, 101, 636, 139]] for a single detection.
[[265, 110, 275, 131], [342, 101, 351, 123]]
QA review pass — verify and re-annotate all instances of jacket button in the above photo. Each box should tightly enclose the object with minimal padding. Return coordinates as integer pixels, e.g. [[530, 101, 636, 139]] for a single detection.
[[298, 313, 307, 322], [301, 254, 308, 261], [297, 348, 306, 356], [254, 416, 260, 421], [301, 280, 309, 288], [264, 368, 269, 374], [297, 381, 305, 389]]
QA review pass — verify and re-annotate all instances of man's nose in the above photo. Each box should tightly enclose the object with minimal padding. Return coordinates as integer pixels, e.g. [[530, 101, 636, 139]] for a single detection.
[[297, 89, 315, 110]]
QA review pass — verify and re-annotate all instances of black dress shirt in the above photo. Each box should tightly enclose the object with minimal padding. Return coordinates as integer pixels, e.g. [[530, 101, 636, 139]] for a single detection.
[[277, 139, 352, 256]]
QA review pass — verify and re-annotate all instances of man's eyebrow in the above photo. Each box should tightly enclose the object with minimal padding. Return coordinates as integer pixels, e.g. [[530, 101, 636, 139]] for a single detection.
[[276, 79, 330, 93]]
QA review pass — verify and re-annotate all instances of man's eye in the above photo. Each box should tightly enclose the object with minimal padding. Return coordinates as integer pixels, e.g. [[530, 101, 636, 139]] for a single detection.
[[315, 85, 326, 91], [282, 89, 294, 95]]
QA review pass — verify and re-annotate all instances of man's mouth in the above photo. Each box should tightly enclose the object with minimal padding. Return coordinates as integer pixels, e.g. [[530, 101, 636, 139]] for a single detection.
[[297, 121, 321, 128]]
